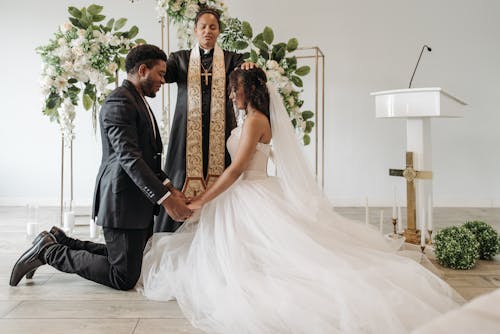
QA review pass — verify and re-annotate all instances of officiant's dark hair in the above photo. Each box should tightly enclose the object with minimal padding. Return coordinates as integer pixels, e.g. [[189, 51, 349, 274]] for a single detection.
[[125, 44, 167, 74], [229, 67, 270, 121], [195, 6, 221, 28]]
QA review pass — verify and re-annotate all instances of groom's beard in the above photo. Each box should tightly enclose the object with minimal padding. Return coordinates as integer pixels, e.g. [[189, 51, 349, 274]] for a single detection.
[[141, 77, 158, 98]]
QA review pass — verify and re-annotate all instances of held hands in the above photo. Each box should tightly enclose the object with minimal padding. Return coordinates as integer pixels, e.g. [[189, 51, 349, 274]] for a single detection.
[[187, 194, 204, 211], [161, 188, 192, 222]]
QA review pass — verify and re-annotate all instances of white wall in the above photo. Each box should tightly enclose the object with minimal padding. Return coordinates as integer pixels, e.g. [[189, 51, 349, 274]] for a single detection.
[[1, 0, 499, 207]]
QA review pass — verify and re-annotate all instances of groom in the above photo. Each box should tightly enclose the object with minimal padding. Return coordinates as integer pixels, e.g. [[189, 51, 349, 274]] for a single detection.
[[10, 44, 192, 290]]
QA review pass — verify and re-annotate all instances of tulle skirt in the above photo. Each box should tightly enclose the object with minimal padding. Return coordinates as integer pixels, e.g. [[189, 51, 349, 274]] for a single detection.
[[137, 174, 463, 334]]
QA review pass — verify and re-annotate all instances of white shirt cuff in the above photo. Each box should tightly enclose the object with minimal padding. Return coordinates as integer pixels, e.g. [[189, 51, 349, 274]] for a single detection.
[[157, 178, 172, 204]]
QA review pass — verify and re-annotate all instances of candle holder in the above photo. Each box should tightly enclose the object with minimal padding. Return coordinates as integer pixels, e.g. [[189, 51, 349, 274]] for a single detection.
[[427, 229, 433, 245]]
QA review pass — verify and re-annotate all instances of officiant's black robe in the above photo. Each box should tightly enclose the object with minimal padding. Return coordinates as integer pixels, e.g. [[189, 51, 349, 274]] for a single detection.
[[154, 48, 245, 232]]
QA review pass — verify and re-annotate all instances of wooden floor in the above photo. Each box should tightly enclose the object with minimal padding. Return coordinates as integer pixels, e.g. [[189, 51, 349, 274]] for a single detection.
[[1, 206, 499, 333]]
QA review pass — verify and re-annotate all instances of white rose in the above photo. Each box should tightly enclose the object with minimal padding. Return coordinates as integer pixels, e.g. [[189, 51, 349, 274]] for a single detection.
[[266, 60, 279, 70], [77, 29, 86, 38], [58, 38, 66, 46], [62, 61, 73, 72], [72, 46, 84, 57], [109, 35, 121, 47], [171, 2, 181, 12], [278, 66, 285, 75], [60, 22, 73, 33], [185, 4, 199, 19], [281, 82, 293, 95], [54, 77, 68, 93]]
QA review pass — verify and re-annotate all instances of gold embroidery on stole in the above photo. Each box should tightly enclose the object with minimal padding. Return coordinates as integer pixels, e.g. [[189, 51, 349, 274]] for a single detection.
[[183, 44, 226, 197]]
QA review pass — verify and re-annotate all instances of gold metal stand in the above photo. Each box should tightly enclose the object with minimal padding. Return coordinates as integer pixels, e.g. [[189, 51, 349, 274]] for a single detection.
[[294, 47, 326, 189]]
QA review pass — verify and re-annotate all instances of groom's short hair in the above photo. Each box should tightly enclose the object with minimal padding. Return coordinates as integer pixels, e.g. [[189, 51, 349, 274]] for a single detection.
[[125, 44, 167, 74]]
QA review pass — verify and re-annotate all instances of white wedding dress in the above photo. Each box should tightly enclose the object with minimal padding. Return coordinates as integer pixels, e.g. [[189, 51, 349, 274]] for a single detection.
[[138, 85, 463, 334]]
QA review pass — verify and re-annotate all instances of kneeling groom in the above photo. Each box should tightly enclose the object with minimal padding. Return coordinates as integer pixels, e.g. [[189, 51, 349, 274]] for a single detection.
[[10, 44, 192, 290]]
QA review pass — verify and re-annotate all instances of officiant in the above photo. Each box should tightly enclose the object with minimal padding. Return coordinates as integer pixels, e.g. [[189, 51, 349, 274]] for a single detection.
[[155, 6, 256, 232]]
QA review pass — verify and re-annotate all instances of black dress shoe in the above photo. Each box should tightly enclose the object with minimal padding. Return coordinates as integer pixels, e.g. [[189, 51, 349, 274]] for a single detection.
[[25, 231, 57, 279], [9, 234, 56, 286], [49, 226, 68, 244]]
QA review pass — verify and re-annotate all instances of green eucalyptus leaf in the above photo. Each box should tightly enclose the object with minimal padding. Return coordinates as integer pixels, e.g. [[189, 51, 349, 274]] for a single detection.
[[68, 6, 81, 18], [302, 110, 314, 120], [305, 120, 315, 132], [271, 43, 286, 62], [69, 17, 85, 29], [287, 38, 298, 52], [82, 94, 93, 110], [87, 4, 103, 15], [253, 39, 268, 52], [92, 14, 106, 22], [295, 66, 310, 76], [234, 41, 248, 50], [262, 26, 274, 44], [242, 21, 253, 39], [291, 75, 303, 87], [249, 49, 259, 63], [303, 134, 311, 145], [286, 56, 297, 69], [106, 18, 115, 30], [135, 38, 147, 45], [68, 78, 78, 84], [252, 33, 263, 44], [127, 26, 139, 39], [114, 18, 127, 31], [260, 49, 270, 60]]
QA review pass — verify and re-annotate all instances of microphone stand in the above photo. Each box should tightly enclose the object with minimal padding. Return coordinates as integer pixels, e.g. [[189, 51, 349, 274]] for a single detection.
[[408, 45, 432, 88]]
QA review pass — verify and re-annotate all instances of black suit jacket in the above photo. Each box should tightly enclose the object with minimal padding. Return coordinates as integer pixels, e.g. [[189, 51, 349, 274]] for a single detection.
[[92, 80, 169, 229]]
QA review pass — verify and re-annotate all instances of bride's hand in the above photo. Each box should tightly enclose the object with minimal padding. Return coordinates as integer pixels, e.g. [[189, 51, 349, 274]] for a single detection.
[[187, 198, 203, 210]]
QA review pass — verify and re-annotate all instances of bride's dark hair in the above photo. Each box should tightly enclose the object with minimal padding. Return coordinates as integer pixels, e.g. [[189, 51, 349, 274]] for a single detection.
[[229, 67, 270, 121]]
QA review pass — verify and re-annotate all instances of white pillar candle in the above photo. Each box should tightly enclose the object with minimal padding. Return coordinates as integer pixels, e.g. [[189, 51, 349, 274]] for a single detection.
[[392, 186, 397, 218], [420, 207, 426, 247], [26, 222, 39, 238], [365, 197, 369, 225], [379, 210, 384, 233], [89, 218, 97, 238], [427, 196, 433, 231], [63, 211, 75, 233], [397, 206, 403, 233]]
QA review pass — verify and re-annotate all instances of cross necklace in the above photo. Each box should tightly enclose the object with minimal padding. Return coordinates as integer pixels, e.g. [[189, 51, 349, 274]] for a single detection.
[[201, 61, 213, 85]]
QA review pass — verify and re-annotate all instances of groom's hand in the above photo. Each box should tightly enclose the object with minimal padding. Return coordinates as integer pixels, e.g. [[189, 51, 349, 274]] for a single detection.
[[161, 195, 192, 222]]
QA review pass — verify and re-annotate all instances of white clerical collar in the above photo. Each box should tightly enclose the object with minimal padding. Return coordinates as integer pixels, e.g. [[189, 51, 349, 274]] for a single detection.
[[201, 47, 212, 55]]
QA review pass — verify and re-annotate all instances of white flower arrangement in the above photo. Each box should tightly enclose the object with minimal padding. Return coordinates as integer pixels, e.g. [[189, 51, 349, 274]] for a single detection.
[[37, 4, 145, 144], [152, 0, 314, 144]]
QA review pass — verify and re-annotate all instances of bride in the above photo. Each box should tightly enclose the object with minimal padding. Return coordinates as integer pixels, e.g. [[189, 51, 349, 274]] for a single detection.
[[137, 67, 463, 333]]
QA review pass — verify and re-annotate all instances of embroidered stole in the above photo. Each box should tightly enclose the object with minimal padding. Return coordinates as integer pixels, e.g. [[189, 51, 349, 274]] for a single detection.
[[183, 44, 226, 197]]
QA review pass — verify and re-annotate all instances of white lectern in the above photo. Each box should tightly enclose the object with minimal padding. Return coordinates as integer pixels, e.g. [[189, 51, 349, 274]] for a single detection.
[[371, 87, 467, 240]]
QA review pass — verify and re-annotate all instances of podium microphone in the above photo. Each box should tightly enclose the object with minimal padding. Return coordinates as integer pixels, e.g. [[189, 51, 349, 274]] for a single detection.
[[408, 45, 432, 88]]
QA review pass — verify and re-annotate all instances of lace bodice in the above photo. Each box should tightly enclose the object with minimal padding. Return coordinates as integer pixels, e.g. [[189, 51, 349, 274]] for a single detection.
[[226, 126, 270, 179]]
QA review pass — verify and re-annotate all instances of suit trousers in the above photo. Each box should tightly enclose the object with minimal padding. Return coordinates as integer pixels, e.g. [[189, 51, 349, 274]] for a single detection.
[[44, 226, 152, 290]]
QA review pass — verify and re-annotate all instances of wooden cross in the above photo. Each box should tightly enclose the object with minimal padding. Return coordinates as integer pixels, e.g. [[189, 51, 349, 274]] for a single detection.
[[201, 69, 212, 85], [389, 152, 432, 244]]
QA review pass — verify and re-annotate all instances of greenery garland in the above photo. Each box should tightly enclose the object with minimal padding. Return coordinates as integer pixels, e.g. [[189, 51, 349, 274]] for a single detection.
[[37, 4, 145, 143]]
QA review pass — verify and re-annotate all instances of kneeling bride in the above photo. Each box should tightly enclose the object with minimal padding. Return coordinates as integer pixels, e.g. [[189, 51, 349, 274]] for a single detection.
[[137, 67, 463, 334]]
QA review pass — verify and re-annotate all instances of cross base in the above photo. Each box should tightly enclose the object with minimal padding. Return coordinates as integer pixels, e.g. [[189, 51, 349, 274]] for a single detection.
[[403, 228, 421, 244]]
